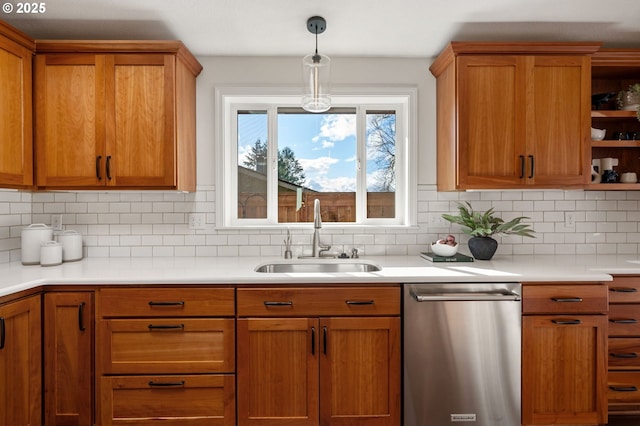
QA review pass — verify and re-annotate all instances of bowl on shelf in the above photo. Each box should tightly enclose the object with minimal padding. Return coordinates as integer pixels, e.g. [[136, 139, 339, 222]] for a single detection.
[[591, 127, 606, 141], [430, 241, 459, 257]]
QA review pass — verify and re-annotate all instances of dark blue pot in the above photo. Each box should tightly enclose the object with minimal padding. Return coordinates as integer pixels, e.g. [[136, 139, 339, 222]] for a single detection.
[[468, 236, 498, 260]]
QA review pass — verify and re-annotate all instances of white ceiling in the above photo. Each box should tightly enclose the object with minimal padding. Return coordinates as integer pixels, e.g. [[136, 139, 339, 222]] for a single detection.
[[5, 0, 640, 58]]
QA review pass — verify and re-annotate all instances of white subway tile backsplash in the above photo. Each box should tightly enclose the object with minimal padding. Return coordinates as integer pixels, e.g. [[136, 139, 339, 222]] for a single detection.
[[0, 187, 638, 264]]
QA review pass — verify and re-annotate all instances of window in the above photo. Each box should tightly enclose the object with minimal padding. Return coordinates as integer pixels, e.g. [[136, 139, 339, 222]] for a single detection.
[[216, 87, 416, 227]]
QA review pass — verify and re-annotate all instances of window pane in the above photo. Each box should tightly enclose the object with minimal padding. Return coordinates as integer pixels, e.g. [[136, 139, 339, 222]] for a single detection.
[[237, 110, 267, 219], [277, 108, 356, 223], [366, 111, 396, 218]]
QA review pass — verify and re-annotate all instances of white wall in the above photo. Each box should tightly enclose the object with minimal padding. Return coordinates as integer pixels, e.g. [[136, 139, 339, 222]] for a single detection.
[[194, 55, 436, 186]]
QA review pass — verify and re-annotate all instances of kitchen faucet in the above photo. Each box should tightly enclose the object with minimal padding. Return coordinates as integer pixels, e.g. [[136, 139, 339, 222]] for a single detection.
[[309, 199, 332, 258]]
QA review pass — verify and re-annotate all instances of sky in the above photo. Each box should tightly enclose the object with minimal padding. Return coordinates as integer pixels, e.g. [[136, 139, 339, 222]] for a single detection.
[[238, 112, 358, 192]]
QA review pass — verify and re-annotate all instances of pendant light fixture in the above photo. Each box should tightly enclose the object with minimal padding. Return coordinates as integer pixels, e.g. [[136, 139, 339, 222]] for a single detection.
[[302, 16, 331, 113]]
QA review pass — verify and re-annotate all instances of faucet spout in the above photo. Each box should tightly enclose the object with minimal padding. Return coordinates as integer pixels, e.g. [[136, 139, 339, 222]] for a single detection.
[[314, 198, 322, 229], [305, 199, 332, 258]]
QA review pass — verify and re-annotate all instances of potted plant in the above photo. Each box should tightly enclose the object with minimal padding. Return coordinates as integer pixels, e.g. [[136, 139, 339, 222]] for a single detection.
[[617, 83, 640, 121], [441, 202, 535, 260]]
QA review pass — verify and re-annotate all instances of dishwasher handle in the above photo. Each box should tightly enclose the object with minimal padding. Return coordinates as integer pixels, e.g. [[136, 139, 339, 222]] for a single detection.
[[411, 291, 521, 302]]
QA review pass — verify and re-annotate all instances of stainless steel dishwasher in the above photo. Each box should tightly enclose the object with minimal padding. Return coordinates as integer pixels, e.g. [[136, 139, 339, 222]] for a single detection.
[[403, 283, 521, 426]]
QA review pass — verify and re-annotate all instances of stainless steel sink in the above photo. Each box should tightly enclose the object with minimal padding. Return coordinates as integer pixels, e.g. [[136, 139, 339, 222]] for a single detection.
[[254, 261, 381, 273]]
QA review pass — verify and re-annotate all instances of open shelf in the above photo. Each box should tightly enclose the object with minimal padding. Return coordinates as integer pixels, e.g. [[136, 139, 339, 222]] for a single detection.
[[592, 110, 637, 118]]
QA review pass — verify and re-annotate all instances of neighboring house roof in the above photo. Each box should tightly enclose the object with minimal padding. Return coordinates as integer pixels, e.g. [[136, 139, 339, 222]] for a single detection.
[[237, 165, 317, 193]]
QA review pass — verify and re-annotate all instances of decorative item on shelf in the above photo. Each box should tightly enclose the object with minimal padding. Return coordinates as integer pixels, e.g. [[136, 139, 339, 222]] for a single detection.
[[591, 159, 601, 183], [591, 127, 606, 141], [301, 16, 331, 113], [441, 202, 535, 261], [617, 83, 640, 121], [600, 157, 619, 183], [430, 234, 458, 257], [591, 92, 618, 110], [621, 172, 638, 184]]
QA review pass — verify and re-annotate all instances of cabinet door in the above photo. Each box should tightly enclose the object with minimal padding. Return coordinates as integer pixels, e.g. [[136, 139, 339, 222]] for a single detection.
[[237, 318, 319, 426], [0, 32, 33, 188], [34, 54, 107, 187], [44, 292, 94, 426], [106, 54, 176, 187], [457, 55, 527, 188], [527, 56, 590, 186], [0, 295, 41, 426], [320, 317, 400, 426], [522, 315, 607, 425]]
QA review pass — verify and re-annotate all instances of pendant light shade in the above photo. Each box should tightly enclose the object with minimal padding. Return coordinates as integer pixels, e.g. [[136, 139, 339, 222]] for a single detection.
[[302, 16, 331, 113]]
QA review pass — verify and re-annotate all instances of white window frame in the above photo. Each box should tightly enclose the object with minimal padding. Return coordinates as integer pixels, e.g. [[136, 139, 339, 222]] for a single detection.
[[215, 86, 418, 229]]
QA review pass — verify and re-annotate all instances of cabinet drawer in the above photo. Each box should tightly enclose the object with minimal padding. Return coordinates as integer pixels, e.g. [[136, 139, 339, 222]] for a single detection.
[[609, 305, 640, 337], [100, 318, 235, 374], [99, 287, 234, 317], [237, 286, 400, 317], [522, 284, 608, 314], [100, 374, 235, 426], [610, 277, 640, 303], [609, 371, 640, 404], [609, 339, 640, 369]]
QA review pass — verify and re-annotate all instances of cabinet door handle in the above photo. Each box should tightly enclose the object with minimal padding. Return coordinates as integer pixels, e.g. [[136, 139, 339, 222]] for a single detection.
[[148, 324, 184, 330], [263, 301, 293, 306], [78, 302, 86, 331], [528, 155, 534, 179], [148, 380, 185, 388], [610, 352, 639, 359], [96, 156, 102, 180], [148, 301, 185, 307], [610, 287, 638, 293], [551, 319, 582, 325], [0, 317, 4, 350], [311, 326, 316, 355], [106, 155, 112, 180], [610, 318, 638, 324], [345, 300, 375, 305], [519, 155, 525, 179], [551, 297, 583, 303], [323, 326, 327, 355], [609, 385, 638, 392]]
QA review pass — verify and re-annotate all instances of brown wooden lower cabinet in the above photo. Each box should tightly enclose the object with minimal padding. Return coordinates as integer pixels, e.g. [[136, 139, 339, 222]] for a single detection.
[[522, 283, 608, 426], [236, 286, 401, 426], [0, 294, 41, 426], [100, 374, 235, 426], [44, 291, 94, 426]]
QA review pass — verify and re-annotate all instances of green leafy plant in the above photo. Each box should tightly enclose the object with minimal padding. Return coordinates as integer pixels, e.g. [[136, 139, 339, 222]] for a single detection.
[[441, 202, 536, 238]]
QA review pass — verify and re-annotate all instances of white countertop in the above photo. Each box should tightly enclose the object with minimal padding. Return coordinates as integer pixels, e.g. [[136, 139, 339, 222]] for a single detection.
[[2, 253, 640, 298]]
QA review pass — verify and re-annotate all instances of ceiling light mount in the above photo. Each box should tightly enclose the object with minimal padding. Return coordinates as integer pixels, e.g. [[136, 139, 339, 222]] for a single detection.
[[302, 16, 331, 113]]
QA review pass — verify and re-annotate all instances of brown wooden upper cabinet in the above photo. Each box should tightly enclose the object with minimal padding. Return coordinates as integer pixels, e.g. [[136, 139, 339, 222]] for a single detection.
[[430, 42, 601, 190], [34, 41, 202, 191], [0, 21, 34, 189]]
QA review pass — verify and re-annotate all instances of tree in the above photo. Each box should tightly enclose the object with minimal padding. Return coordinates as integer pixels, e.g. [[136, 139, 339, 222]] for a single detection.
[[278, 146, 306, 186], [367, 113, 396, 191], [243, 139, 267, 173], [243, 139, 306, 186]]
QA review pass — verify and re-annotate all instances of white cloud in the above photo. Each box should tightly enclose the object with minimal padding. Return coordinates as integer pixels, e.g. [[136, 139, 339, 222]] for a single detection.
[[299, 156, 339, 175], [322, 140, 335, 149], [317, 114, 356, 142], [307, 176, 356, 192]]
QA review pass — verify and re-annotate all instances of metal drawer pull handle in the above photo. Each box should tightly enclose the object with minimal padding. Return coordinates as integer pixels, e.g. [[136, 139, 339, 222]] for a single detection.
[[148, 381, 185, 387], [148, 301, 185, 307], [610, 318, 638, 324], [323, 326, 327, 355], [311, 327, 316, 355], [610, 352, 639, 359], [519, 155, 525, 179], [551, 319, 582, 325], [0, 317, 4, 350], [551, 297, 583, 302], [96, 156, 102, 180], [106, 155, 112, 180], [148, 324, 184, 330], [78, 302, 86, 331], [345, 300, 375, 305], [610, 287, 638, 293], [609, 385, 638, 392], [263, 301, 293, 306]]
